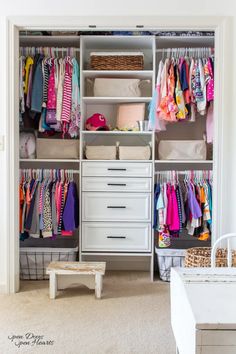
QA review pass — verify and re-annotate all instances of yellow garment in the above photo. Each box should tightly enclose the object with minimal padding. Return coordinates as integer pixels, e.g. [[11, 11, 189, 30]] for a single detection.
[[24, 56, 34, 94]]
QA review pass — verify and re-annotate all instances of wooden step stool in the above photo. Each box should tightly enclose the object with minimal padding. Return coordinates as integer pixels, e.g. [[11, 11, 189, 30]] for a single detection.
[[46, 261, 106, 299]]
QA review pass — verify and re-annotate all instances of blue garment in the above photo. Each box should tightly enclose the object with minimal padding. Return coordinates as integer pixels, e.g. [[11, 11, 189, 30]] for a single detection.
[[153, 183, 160, 230], [63, 182, 79, 231], [31, 54, 44, 113], [180, 60, 189, 91]]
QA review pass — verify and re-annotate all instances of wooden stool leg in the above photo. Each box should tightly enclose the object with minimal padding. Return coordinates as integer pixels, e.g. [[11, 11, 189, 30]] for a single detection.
[[95, 273, 102, 299], [49, 272, 57, 299]]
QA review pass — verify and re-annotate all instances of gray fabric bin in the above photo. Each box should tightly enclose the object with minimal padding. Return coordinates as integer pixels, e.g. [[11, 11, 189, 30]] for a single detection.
[[37, 138, 80, 159], [155, 248, 186, 282]]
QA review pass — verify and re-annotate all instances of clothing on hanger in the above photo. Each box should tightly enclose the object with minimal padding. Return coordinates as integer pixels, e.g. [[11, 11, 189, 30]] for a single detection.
[[153, 171, 212, 248], [19, 169, 79, 240], [19, 48, 81, 138], [149, 48, 214, 143]]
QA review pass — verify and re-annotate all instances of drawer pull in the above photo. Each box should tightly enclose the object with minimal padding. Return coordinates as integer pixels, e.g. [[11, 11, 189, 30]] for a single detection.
[[107, 183, 127, 186], [107, 236, 126, 239], [107, 206, 126, 209], [107, 168, 127, 171]]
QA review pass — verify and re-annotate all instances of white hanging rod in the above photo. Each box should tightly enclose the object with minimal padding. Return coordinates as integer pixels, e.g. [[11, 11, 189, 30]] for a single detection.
[[154, 170, 212, 175], [20, 169, 80, 174], [156, 47, 214, 57], [19, 47, 80, 56]]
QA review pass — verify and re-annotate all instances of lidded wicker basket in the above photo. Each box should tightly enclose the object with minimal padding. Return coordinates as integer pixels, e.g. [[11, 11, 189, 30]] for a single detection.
[[185, 247, 236, 267], [90, 52, 144, 71]]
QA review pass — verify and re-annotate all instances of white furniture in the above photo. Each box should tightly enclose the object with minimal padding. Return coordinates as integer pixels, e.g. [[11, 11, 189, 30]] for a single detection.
[[171, 267, 236, 354], [46, 261, 106, 299], [211, 233, 236, 267]]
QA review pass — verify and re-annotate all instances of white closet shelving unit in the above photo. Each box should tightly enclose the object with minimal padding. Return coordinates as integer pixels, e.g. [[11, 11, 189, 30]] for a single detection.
[[79, 35, 156, 278], [19, 32, 215, 280]]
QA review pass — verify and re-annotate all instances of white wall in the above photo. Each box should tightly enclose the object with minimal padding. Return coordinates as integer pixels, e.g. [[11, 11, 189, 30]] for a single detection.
[[0, 0, 236, 291]]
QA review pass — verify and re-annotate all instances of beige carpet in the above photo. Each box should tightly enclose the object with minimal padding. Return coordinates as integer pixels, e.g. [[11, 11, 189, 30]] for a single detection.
[[0, 272, 175, 354]]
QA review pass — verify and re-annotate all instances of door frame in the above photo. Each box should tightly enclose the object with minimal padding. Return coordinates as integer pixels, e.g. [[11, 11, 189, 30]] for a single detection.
[[5, 15, 231, 293]]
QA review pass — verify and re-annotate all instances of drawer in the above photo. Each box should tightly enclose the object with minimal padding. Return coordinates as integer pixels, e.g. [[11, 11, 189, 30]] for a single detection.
[[82, 222, 151, 252], [82, 192, 151, 222], [82, 177, 151, 192], [82, 161, 152, 177]]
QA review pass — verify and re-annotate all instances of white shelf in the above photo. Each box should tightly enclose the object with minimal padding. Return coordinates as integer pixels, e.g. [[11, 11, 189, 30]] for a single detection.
[[155, 160, 213, 164], [81, 252, 152, 256], [83, 70, 153, 78], [82, 130, 153, 135], [156, 35, 214, 48], [83, 97, 152, 104], [81, 159, 152, 162], [20, 35, 80, 47], [20, 159, 80, 162], [82, 35, 154, 49]]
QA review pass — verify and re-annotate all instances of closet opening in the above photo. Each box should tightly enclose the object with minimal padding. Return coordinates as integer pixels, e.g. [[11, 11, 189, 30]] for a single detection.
[[17, 27, 215, 288]]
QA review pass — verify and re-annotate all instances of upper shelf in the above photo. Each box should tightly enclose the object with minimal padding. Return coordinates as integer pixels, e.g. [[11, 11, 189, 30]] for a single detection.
[[82, 97, 152, 104], [19, 35, 80, 47], [81, 35, 155, 50], [19, 34, 214, 51], [156, 35, 214, 49]]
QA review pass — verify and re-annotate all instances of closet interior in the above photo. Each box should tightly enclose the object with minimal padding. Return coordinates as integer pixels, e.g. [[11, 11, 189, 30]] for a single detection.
[[19, 30, 214, 280]]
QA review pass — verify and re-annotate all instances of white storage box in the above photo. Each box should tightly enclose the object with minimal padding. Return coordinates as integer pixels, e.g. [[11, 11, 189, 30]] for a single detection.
[[155, 248, 186, 282], [119, 146, 151, 160], [94, 78, 141, 97], [20, 247, 78, 280], [158, 140, 207, 160], [85, 145, 117, 160]]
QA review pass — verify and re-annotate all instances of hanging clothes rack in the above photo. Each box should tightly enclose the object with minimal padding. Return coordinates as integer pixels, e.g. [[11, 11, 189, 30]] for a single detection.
[[156, 47, 214, 58], [19, 46, 80, 57], [20, 169, 80, 181], [154, 170, 213, 183]]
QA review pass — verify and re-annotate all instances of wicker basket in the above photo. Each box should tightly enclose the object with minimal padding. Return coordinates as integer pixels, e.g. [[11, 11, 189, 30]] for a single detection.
[[90, 52, 144, 71], [185, 247, 236, 267]]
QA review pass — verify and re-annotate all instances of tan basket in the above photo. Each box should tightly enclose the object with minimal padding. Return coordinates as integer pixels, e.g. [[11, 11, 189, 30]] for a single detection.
[[119, 145, 151, 160], [184, 247, 236, 268], [85, 145, 117, 160], [37, 138, 79, 159], [90, 54, 144, 71]]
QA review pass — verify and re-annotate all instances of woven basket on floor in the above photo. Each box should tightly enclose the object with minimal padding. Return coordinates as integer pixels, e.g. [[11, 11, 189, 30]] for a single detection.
[[90, 54, 144, 71], [184, 247, 236, 267]]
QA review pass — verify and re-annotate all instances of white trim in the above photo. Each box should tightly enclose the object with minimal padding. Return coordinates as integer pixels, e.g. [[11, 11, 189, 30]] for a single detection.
[[5, 15, 229, 293], [6, 19, 20, 294]]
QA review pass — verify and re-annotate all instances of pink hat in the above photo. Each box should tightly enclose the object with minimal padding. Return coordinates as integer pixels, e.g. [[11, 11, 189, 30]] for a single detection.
[[85, 113, 109, 131]]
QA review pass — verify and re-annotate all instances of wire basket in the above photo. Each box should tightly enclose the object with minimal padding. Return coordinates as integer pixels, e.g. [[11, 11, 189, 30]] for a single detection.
[[90, 54, 144, 70], [155, 248, 186, 282], [184, 247, 236, 267], [20, 247, 78, 280]]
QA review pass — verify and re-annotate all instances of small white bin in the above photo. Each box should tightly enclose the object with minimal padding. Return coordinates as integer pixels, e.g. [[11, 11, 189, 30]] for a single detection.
[[155, 247, 186, 282], [20, 247, 78, 280]]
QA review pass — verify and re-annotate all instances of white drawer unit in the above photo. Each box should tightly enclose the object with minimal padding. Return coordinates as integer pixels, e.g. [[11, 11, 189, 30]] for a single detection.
[[82, 222, 151, 252], [82, 161, 152, 177], [82, 192, 151, 222], [82, 176, 152, 192]]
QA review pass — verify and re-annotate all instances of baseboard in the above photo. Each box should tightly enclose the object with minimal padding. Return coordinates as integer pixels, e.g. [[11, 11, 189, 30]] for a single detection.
[[82, 255, 150, 271], [0, 282, 8, 293]]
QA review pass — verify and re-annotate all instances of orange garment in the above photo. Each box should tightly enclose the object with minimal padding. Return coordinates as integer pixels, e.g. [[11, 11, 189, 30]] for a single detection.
[[158, 60, 178, 122], [200, 186, 206, 204]]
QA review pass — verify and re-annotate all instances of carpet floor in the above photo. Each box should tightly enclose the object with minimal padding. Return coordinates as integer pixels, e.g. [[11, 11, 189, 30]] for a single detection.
[[0, 272, 175, 354]]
